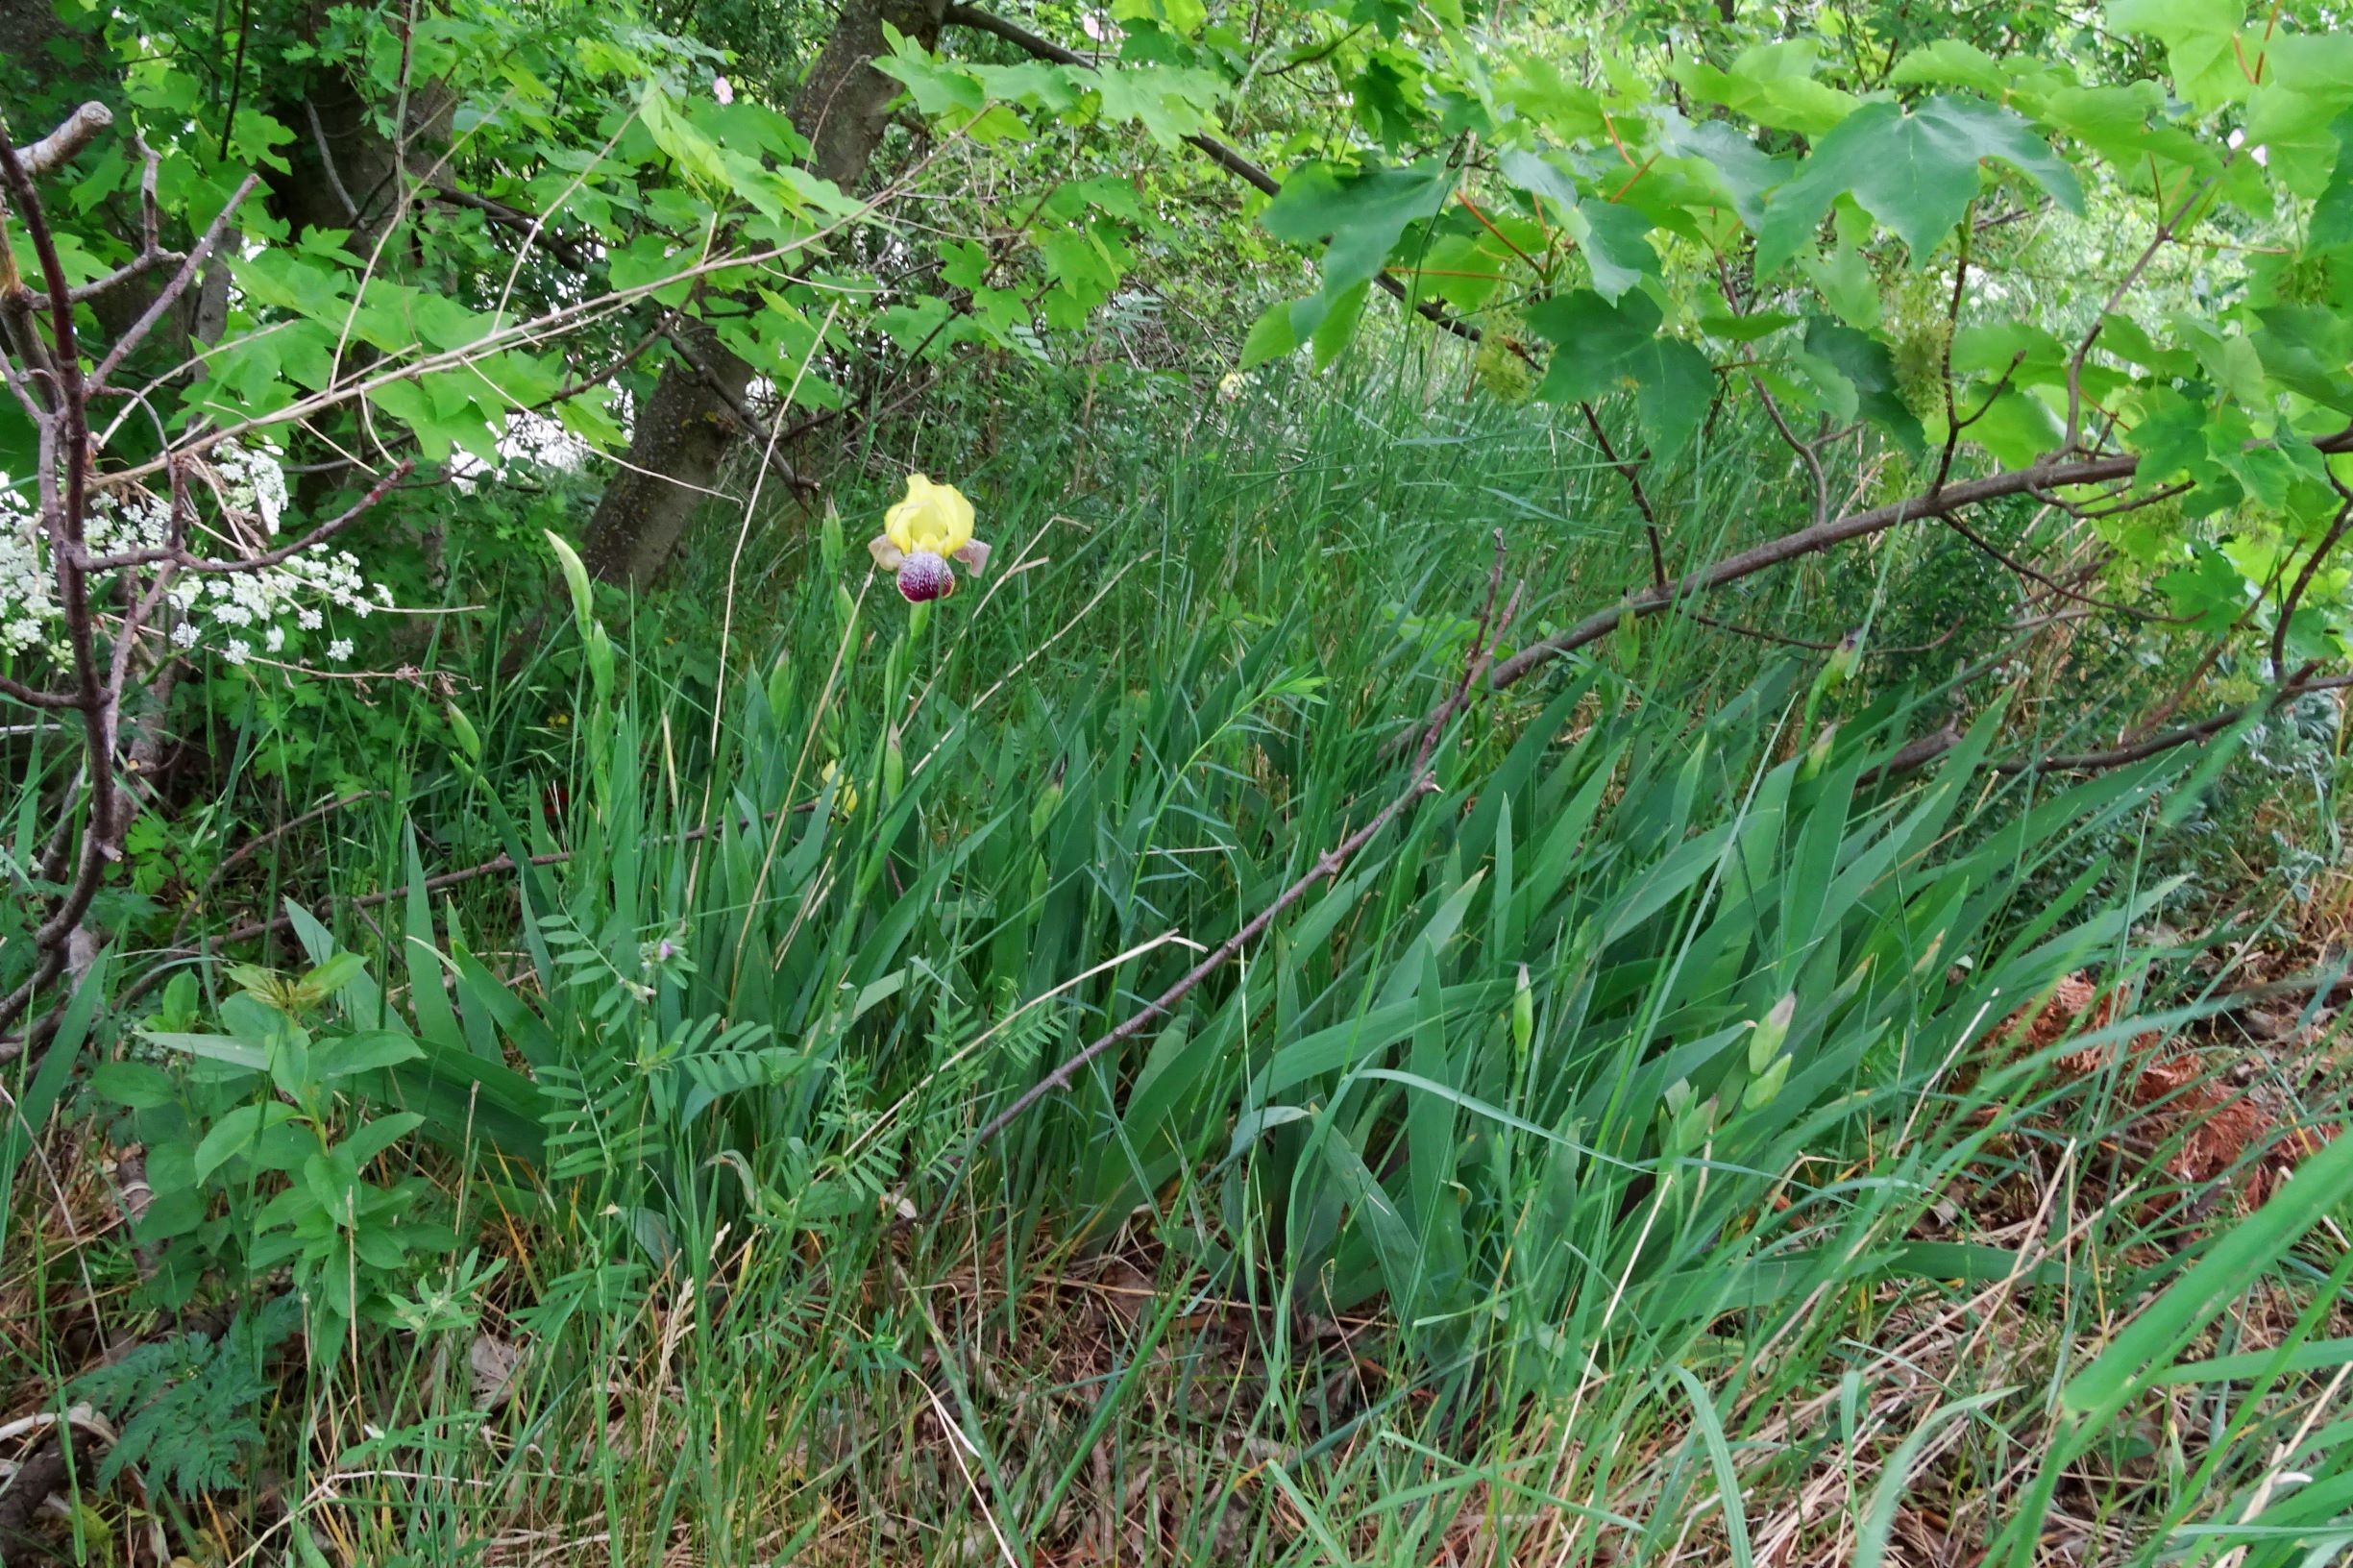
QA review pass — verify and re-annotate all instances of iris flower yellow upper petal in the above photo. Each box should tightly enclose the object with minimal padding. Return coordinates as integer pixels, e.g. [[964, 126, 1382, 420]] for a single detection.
[[884, 475, 974, 558]]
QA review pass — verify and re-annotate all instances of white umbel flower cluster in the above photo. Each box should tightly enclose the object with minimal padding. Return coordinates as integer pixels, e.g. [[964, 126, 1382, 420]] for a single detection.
[[0, 444, 390, 667]]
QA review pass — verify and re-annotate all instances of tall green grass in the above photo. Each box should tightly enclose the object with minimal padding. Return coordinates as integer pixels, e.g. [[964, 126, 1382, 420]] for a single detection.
[[8, 371, 2351, 1566]]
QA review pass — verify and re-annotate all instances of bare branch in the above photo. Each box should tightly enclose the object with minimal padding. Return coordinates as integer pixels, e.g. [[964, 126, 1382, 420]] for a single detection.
[[59, 135, 184, 305], [1928, 208, 1972, 493], [657, 327, 818, 495], [0, 672, 83, 710], [1578, 402, 1667, 584], [1937, 507, 2185, 622], [303, 101, 363, 225], [2269, 498, 2353, 675], [2064, 164, 2225, 452], [1749, 372, 1828, 530], [1882, 671, 2353, 782], [20, 103, 112, 180], [0, 123, 110, 1042], [89, 174, 260, 391], [1480, 428, 2353, 698]]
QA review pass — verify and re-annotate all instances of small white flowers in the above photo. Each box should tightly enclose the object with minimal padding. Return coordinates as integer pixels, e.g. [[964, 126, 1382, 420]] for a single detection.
[[1, 477, 56, 655], [713, 75, 735, 106], [0, 446, 396, 672], [217, 442, 291, 535], [328, 637, 354, 662]]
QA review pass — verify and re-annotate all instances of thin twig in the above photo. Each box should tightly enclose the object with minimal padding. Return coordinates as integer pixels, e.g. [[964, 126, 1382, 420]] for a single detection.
[[1937, 507, 2183, 622], [1928, 206, 1972, 493], [89, 174, 260, 391], [2269, 497, 2353, 675], [1877, 671, 2353, 781], [2063, 164, 2225, 453], [1580, 403, 1665, 584], [1480, 430, 2353, 699], [1749, 372, 1828, 530], [0, 120, 110, 1043]]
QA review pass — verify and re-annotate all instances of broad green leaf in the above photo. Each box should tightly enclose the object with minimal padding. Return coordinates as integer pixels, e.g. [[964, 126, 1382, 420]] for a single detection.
[[1801, 318, 1926, 457], [1497, 147, 1582, 214], [1087, 63, 1226, 145], [1889, 40, 2008, 97], [2313, 110, 2353, 250], [1238, 298, 1302, 369], [143, 1029, 268, 1074], [2038, 82, 2188, 168], [1570, 200, 1658, 301], [2244, 83, 2341, 195], [1311, 281, 1371, 370], [1798, 243, 1880, 329], [1262, 160, 1456, 301], [2156, 542, 2250, 632], [1528, 288, 1714, 455], [2105, 0, 2249, 112], [319, 1031, 428, 1079], [1527, 288, 1663, 380], [2264, 31, 2353, 102], [1657, 112, 1789, 231], [194, 1102, 304, 1183], [1673, 40, 1861, 136], [1965, 385, 2064, 467], [1756, 96, 2086, 276]]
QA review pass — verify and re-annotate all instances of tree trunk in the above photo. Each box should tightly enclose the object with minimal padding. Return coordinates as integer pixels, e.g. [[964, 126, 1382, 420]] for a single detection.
[[258, 5, 457, 513], [577, 0, 948, 589]]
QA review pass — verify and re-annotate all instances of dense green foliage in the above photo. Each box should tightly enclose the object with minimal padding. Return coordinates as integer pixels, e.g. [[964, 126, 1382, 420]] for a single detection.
[[4, 0, 2352, 1562]]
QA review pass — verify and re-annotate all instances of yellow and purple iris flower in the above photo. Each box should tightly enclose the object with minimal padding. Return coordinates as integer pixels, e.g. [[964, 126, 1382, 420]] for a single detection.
[[869, 474, 989, 602]]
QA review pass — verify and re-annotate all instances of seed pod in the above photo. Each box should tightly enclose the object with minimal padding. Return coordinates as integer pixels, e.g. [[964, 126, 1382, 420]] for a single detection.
[[1748, 992, 1796, 1073], [447, 702, 481, 764], [766, 652, 792, 723], [821, 501, 846, 576], [1741, 1053, 1790, 1113]]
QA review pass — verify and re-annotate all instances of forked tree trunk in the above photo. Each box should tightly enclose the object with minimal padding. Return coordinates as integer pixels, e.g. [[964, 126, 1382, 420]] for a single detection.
[[579, 0, 949, 588]]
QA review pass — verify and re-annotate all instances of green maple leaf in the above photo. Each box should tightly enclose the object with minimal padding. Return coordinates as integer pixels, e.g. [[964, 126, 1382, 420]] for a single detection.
[[2313, 110, 2353, 250], [2105, 0, 2248, 113], [1756, 96, 2085, 276], [1800, 318, 1925, 457], [1571, 201, 1658, 302], [1244, 160, 1458, 364], [1527, 289, 1713, 456], [2157, 543, 2251, 633]]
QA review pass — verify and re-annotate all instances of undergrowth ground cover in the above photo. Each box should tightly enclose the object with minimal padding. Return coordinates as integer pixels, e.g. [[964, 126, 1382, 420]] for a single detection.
[[6, 365, 2353, 1566]]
